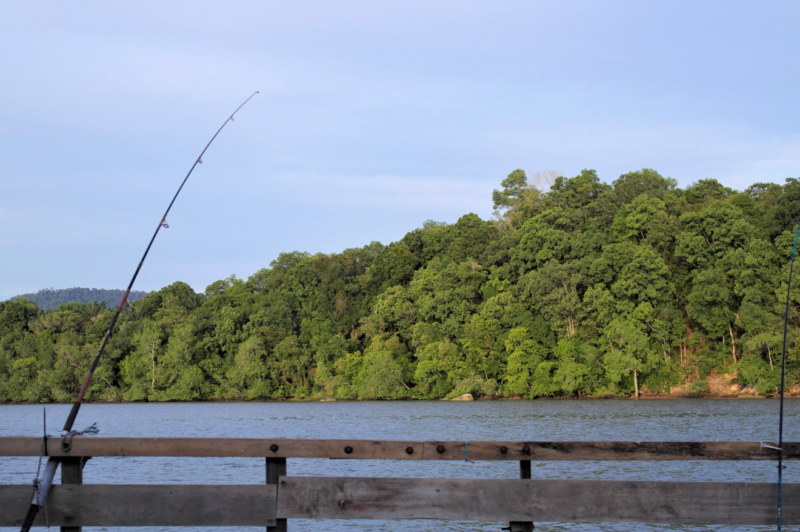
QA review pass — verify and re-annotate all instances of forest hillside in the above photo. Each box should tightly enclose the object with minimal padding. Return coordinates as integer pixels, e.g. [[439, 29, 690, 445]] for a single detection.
[[9, 288, 149, 310], [2, 168, 800, 403]]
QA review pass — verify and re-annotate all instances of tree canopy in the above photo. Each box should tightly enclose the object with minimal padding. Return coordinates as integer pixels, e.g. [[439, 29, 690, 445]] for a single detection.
[[8, 288, 148, 310], [3, 169, 800, 402]]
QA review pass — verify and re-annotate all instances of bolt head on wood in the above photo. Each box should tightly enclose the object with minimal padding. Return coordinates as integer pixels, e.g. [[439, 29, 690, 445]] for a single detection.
[[522, 444, 531, 454], [406, 446, 414, 454], [500, 446, 508, 454], [344, 446, 353, 454], [270, 444, 279, 452], [437, 445, 445, 453]]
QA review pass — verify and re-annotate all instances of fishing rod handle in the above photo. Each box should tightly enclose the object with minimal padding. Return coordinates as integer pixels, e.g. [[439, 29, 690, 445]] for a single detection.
[[63, 401, 82, 433], [32, 458, 59, 506], [20, 457, 59, 531], [19, 504, 38, 532]]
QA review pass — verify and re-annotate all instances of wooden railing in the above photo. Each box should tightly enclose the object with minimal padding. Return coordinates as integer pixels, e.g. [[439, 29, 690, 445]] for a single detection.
[[1, 437, 799, 531]]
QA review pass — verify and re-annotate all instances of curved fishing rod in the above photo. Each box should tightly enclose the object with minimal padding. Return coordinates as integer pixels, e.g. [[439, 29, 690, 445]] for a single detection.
[[19, 91, 259, 532], [777, 217, 800, 532]]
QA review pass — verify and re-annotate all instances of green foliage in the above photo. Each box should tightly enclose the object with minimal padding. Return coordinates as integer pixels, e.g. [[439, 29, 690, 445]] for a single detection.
[[492, 169, 529, 210], [9, 288, 148, 310], [3, 171, 800, 403]]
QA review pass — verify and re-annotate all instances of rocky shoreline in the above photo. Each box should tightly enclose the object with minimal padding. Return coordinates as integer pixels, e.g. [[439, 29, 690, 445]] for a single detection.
[[5, 373, 800, 404]]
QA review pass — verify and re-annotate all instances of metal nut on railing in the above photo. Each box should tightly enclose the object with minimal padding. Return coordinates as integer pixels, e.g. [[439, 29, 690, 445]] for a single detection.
[[406, 446, 414, 455], [522, 444, 531, 455], [499, 445, 508, 454], [270, 444, 279, 452], [344, 446, 353, 454], [437, 445, 445, 453]]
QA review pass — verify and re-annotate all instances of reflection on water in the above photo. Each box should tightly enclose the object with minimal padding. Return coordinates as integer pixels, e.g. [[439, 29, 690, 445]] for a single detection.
[[2, 399, 798, 531]]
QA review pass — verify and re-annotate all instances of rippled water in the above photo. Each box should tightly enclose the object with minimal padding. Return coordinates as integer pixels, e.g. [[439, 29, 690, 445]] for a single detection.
[[2, 398, 799, 531]]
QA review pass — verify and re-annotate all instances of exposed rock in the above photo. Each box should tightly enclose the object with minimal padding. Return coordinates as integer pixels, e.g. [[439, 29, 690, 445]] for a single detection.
[[708, 373, 730, 396], [451, 393, 474, 401]]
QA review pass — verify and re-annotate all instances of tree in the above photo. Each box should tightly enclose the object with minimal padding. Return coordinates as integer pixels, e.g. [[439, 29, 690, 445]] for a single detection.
[[512, 210, 574, 273], [492, 169, 528, 210], [676, 202, 754, 269], [503, 327, 551, 397], [520, 260, 582, 337], [120, 322, 163, 401], [413, 339, 460, 398], [225, 336, 271, 399], [355, 350, 407, 400], [604, 318, 651, 398], [7, 167, 800, 405]]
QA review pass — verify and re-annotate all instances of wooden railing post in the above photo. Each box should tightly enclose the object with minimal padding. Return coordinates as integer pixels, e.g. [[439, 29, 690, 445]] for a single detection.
[[60, 456, 89, 532], [508, 460, 533, 532], [266, 457, 287, 532]]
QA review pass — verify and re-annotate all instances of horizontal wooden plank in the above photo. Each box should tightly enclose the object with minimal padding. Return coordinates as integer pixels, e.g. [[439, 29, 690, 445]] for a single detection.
[[0, 484, 276, 527], [422, 440, 799, 461], [1, 437, 796, 460], [276, 476, 800, 525], [0, 437, 423, 460], [2, 479, 795, 525]]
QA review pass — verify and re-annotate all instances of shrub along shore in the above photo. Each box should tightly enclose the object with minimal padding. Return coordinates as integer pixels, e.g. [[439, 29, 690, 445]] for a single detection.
[[3, 168, 800, 403]]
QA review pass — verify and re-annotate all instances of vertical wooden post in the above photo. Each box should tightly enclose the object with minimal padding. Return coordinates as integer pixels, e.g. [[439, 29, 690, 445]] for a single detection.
[[60, 457, 89, 532], [267, 457, 287, 532], [520, 460, 531, 480], [509, 460, 534, 532]]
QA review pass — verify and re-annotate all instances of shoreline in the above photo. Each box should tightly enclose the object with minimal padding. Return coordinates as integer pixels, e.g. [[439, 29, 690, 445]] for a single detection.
[[3, 389, 797, 405]]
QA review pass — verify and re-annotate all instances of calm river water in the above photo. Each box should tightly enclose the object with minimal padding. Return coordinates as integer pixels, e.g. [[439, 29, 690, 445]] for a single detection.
[[2, 399, 799, 531]]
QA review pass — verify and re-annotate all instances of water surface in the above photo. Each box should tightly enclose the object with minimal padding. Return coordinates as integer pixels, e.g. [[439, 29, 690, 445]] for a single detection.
[[2, 399, 798, 531]]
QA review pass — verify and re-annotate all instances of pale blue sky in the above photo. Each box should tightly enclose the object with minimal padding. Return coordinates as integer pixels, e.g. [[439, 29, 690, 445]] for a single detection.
[[2, 1, 799, 300]]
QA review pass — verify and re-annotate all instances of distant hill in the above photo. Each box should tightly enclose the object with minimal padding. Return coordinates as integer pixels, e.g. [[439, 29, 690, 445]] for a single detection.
[[10, 288, 149, 310]]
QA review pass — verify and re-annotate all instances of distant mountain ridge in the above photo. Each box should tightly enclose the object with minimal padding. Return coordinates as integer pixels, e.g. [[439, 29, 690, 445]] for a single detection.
[[11, 287, 149, 310]]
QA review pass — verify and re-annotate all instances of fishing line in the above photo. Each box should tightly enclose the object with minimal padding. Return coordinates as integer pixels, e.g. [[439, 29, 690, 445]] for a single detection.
[[777, 216, 800, 532], [34, 408, 46, 481], [18, 91, 259, 532]]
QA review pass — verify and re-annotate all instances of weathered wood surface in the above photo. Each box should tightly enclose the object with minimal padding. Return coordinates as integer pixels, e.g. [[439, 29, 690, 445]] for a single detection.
[[60, 457, 86, 532], [0, 485, 277, 527], [1, 437, 797, 460], [422, 440, 798, 461], [276, 476, 800, 525], [266, 458, 287, 532], [510, 460, 534, 532], [60, 457, 85, 485], [0, 437, 424, 459], [1, 478, 796, 526]]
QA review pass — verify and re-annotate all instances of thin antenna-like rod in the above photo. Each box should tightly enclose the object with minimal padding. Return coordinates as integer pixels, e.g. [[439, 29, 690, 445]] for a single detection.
[[777, 217, 800, 532], [19, 91, 259, 532]]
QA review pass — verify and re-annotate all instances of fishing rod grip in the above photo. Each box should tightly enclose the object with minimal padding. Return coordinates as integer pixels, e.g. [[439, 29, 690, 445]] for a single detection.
[[20, 504, 38, 532], [63, 401, 81, 432]]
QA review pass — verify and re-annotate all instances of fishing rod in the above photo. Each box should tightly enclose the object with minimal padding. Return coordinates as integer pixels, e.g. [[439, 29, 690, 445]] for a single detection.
[[19, 91, 259, 532], [777, 216, 800, 532]]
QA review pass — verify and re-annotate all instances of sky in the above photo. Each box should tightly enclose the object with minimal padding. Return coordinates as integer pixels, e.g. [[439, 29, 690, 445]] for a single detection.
[[2, 1, 799, 300]]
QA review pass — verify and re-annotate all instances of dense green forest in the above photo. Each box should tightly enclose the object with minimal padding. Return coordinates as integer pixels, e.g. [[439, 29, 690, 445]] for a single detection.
[[9, 288, 148, 311], [3, 168, 800, 403]]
